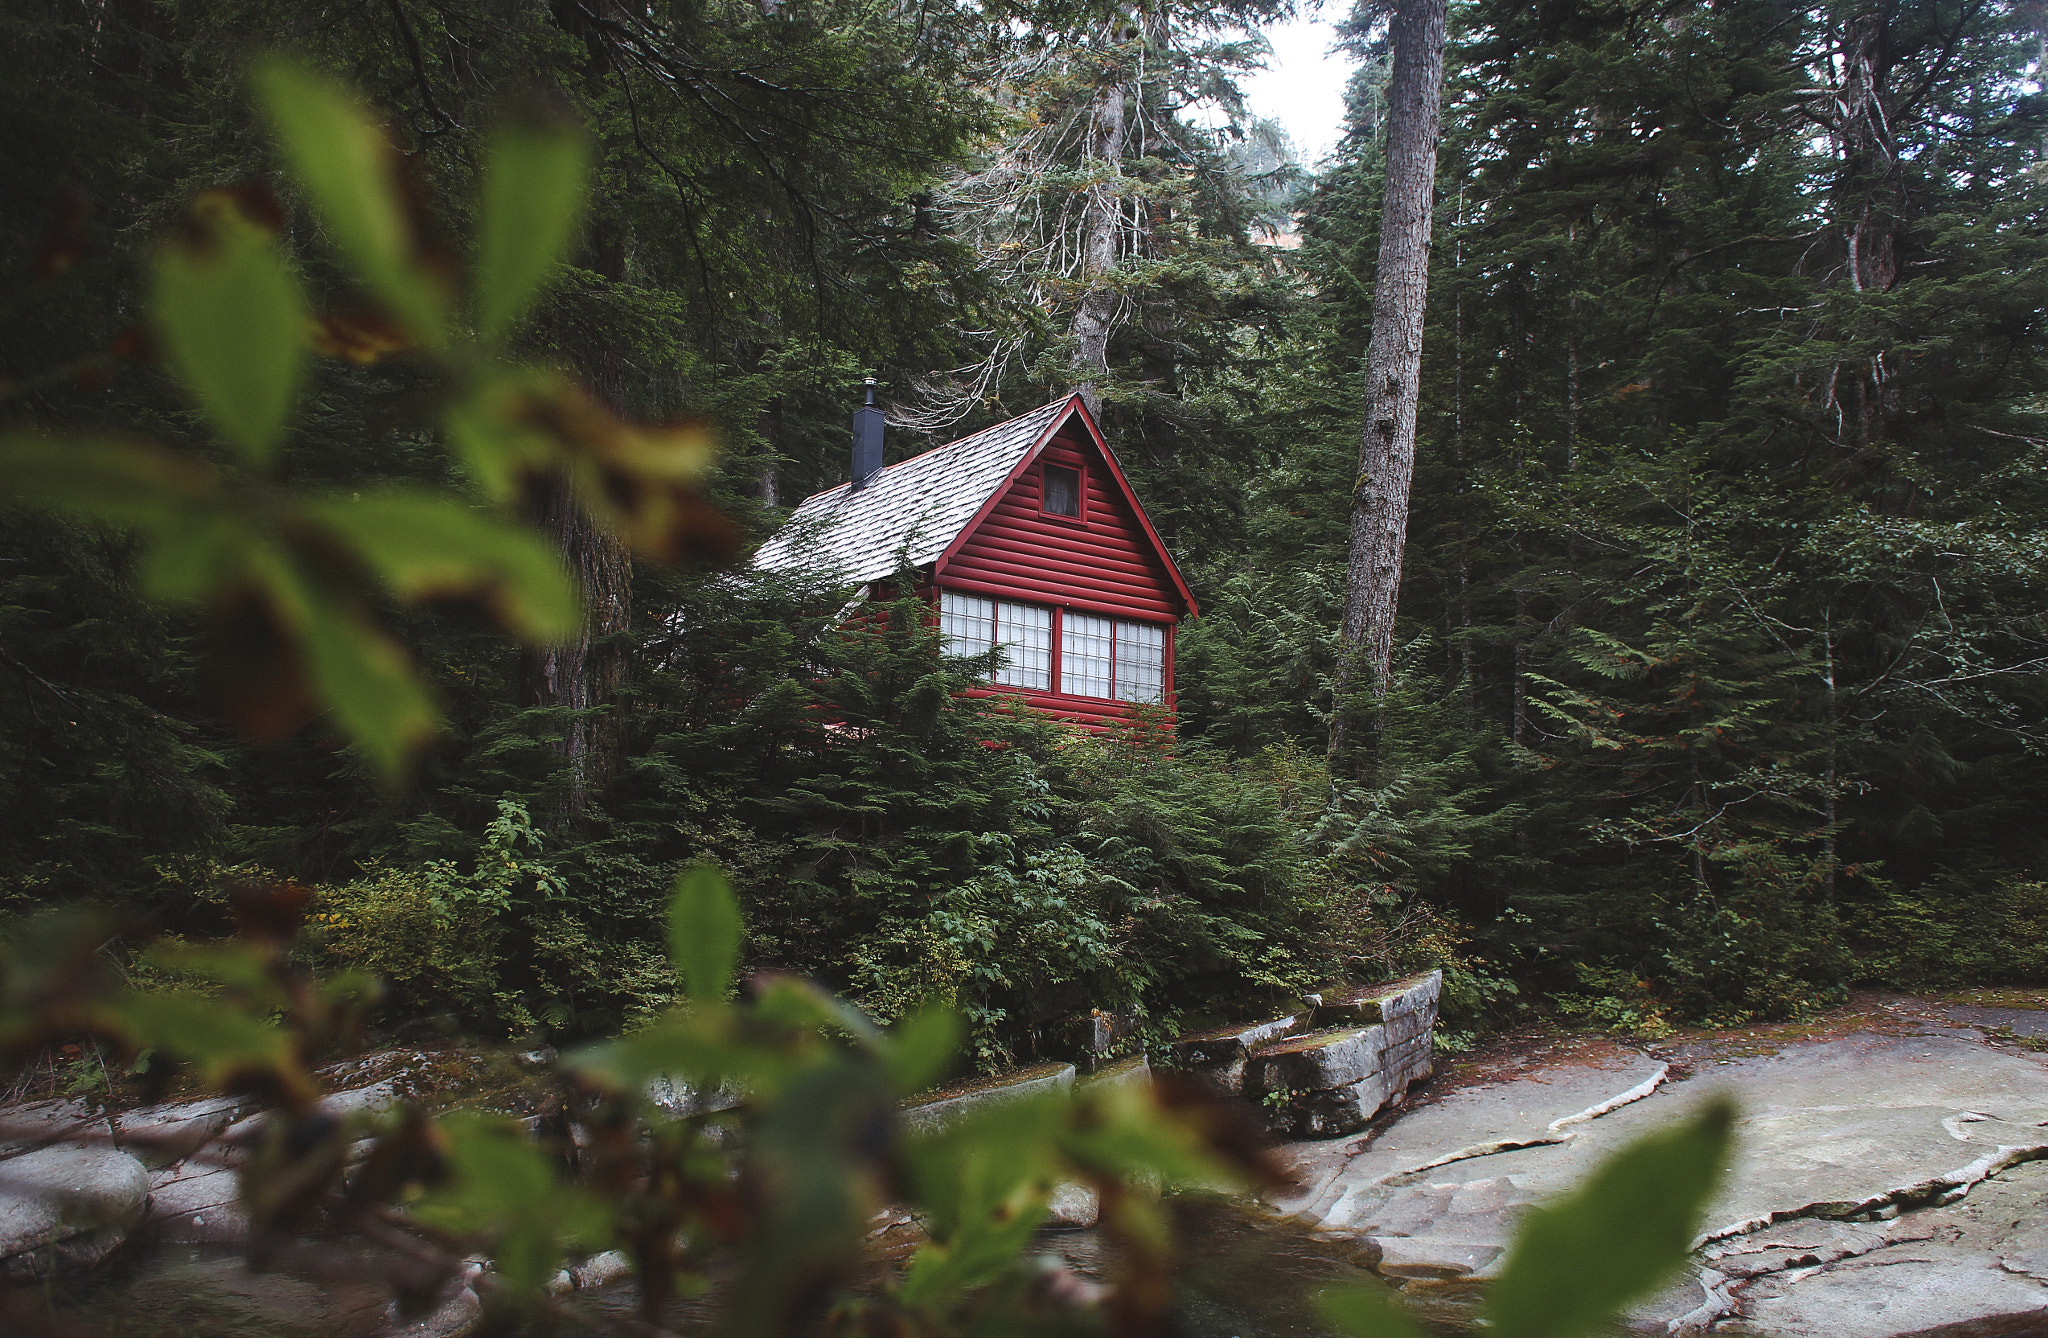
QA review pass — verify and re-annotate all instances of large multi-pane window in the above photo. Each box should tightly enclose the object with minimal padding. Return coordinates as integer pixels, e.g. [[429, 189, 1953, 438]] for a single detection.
[[1058, 614, 1164, 703], [939, 593, 1051, 690], [940, 592, 1165, 702]]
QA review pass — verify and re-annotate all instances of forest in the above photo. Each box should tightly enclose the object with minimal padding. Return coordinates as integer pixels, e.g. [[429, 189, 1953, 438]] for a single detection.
[[3, 0, 2045, 1076]]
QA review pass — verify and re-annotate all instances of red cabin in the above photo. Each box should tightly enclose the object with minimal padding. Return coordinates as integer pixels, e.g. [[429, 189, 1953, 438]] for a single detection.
[[752, 394, 1198, 730]]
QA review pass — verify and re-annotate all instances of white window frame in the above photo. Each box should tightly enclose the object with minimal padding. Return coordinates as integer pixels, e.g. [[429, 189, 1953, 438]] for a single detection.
[[940, 591, 1170, 705], [939, 591, 1052, 692], [1057, 611, 1166, 704]]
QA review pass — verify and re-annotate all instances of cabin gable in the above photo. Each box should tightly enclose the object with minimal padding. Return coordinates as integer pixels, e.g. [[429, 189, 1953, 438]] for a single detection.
[[937, 428, 1182, 622]]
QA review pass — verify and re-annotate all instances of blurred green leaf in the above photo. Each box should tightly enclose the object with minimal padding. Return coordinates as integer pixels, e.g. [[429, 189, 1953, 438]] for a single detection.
[[474, 111, 589, 339], [1061, 1079, 1247, 1191], [441, 370, 558, 502], [150, 193, 309, 465], [899, 1093, 1065, 1240], [318, 969, 383, 1010], [732, 1057, 896, 1338], [898, 1164, 1049, 1305], [134, 514, 256, 604], [297, 488, 579, 641], [885, 1005, 962, 1097], [669, 867, 741, 1009], [105, 991, 295, 1087], [1485, 1098, 1736, 1338], [573, 1015, 789, 1097], [0, 433, 224, 536], [752, 973, 882, 1046], [1321, 1282, 1427, 1338], [146, 942, 277, 994], [255, 555, 438, 782], [252, 57, 447, 347], [415, 1112, 607, 1293]]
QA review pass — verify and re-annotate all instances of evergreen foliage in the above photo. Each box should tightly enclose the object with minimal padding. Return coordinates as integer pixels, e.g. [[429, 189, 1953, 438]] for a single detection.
[[5, 0, 2048, 1061], [1254, 0, 2048, 1021]]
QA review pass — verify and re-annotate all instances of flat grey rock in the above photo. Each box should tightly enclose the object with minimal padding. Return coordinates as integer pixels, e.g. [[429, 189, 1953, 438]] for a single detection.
[[1311, 971, 1442, 1030], [0, 1143, 150, 1278], [1046, 1182, 1100, 1229], [1938, 1003, 2048, 1040], [1171, 1012, 1294, 1073], [145, 1162, 246, 1243], [900, 1062, 1075, 1136], [1277, 1025, 2048, 1336], [1079, 1054, 1151, 1092], [224, 1081, 400, 1143], [645, 1075, 745, 1119], [1372, 1234, 1502, 1280], [112, 1095, 245, 1167], [0, 1098, 110, 1159], [1728, 1241, 2048, 1337]]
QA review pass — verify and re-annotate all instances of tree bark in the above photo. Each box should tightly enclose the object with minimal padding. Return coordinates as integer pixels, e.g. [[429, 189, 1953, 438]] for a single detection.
[[1069, 54, 1131, 417], [525, 225, 635, 827], [524, 472, 632, 827], [1335, 0, 1449, 728]]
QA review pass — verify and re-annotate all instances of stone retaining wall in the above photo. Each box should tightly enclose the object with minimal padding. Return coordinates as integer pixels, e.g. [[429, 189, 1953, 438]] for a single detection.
[[1176, 970, 1442, 1140]]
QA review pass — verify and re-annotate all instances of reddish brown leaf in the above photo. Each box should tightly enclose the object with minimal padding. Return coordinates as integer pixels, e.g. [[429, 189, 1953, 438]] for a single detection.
[[226, 877, 313, 945], [109, 325, 154, 362], [200, 587, 318, 743], [312, 307, 410, 365]]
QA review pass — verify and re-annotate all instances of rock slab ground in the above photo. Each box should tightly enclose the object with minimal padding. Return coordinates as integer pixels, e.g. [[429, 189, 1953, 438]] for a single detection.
[[1273, 1005, 2048, 1336], [0, 1143, 151, 1279]]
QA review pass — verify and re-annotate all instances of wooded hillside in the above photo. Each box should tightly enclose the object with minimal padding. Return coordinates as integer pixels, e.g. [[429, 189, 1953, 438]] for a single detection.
[[3, 0, 2043, 1059]]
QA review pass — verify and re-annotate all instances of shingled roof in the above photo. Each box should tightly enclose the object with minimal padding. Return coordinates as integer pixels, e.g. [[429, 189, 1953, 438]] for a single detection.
[[752, 397, 1075, 586]]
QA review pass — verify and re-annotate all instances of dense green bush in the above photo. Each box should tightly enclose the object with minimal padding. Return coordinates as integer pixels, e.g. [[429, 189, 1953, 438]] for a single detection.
[[283, 578, 1460, 1061], [1847, 873, 2048, 990]]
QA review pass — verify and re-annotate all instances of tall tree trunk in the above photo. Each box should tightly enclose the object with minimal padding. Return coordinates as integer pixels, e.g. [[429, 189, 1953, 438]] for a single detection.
[[525, 225, 635, 828], [1831, 6, 1909, 459], [524, 474, 632, 827], [1333, 0, 1449, 742], [1070, 53, 1131, 416]]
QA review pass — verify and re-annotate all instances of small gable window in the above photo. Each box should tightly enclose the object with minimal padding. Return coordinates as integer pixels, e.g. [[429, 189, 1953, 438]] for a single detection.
[[1043, 464, 1081, 518], [940, 592, 1052, 691]]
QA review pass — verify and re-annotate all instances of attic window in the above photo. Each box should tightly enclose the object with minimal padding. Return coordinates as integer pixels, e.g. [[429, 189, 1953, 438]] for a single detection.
[[1043, 465, 1081, 518]]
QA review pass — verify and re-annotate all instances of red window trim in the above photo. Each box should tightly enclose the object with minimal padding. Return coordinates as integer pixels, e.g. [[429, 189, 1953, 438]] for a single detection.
[[1039, 460, 1088, 525]]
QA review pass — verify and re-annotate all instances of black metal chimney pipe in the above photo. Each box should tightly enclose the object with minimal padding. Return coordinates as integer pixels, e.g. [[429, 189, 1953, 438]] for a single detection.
[[850, 377, 884, 490]]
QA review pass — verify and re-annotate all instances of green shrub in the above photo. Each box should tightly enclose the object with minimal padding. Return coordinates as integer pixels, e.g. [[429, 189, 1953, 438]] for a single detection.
[[1848, 872, 2048, 989]]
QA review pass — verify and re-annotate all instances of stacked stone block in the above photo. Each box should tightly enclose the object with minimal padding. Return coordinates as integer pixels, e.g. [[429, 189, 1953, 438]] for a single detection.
[[1310, 969, 1440, 1093], [1172, 970, 1440, 1140], [1167, 1014, 1300, 1099], [1247, 1025, 1396, 1139]]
